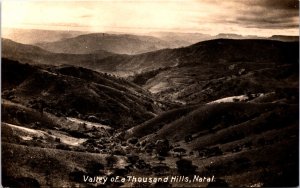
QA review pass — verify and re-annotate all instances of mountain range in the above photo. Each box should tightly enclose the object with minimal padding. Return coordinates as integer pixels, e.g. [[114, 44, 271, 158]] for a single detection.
[[35, 33, 175, 55], [4, 28, 298, 55]]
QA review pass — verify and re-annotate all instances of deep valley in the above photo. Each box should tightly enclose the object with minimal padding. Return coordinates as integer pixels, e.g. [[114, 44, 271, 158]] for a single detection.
[[1, 31, 299, 187]]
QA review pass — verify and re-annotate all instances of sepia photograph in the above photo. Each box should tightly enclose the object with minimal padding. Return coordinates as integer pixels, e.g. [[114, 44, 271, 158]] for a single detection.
[[1, 0, 299, 187]]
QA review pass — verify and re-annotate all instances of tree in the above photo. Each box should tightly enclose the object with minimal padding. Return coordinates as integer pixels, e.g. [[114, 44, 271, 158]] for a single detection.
[[127, 154, 139, 165], [127, 137, 138, 145], [176, 159, 197, 176], [153, 165, 170, 176], [157, 156, 165, 163], [155, 139, 171, 157], [184, 135, 193, 143], [106, 154, 118, 168], [86, 161, 104, 175]]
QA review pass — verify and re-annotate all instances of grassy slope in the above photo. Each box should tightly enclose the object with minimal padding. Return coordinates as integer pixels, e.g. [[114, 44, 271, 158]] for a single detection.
[[126, 101, 298, 186], [139, 102, 297, 141], [127, 39, 299, 103], [125, 104, 200, 139], [2, 58, 171, 129]]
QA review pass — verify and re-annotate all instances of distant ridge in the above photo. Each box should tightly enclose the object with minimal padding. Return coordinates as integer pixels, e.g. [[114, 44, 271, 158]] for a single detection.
[[35, 33, 173, 55], [269, 35, 299, 42], [2, 38, 115, 67], [2, 28, 87, 44]]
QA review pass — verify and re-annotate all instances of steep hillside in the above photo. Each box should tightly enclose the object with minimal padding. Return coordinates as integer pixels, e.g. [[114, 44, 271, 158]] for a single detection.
[[143, 103, 298, 141], [96, 39, 298, 75], [124, 100, 298, 187], [2, 58, 170, 129], [36, 33, 173, 55], [125, 104, 200, 139], [126, 39, 299, 103]]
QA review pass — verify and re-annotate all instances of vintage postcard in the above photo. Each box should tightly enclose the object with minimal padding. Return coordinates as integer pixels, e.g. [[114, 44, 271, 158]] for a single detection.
[[1, 0, 299, 187]]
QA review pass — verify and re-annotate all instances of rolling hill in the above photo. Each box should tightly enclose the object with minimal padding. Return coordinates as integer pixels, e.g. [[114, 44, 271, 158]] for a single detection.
[[124, 97, 298, 187], [140, 102, 298, 141], [149, 32, 212, 47], [100, 39, 299, 103], [2, 38, 115, 67], [94, 38, 298, 75], [35, 33, 174, 55]]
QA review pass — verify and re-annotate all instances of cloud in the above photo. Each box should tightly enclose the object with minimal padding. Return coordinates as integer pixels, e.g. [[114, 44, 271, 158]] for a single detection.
[[245, 0, 299, 10], [235, 11, 298, 29], [205, 0, 299, 30], [2, 0, 299, 36], [79, 14, 93, 18], [235, 0, 299, 30], [190, 0, 298, 34]]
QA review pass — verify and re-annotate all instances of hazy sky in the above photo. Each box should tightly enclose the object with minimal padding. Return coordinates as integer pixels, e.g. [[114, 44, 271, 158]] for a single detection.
[[2, 0, 299, 36]]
